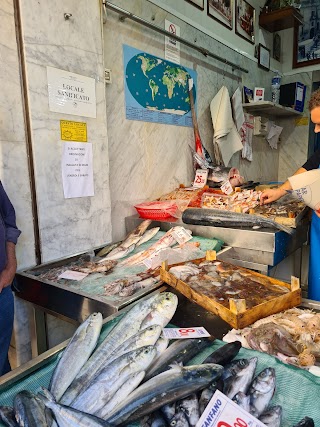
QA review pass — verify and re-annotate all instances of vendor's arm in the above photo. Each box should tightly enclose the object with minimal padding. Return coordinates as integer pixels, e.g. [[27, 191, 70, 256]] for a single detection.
[[0, 242, 17, 292], [260, 167, 306, 205]]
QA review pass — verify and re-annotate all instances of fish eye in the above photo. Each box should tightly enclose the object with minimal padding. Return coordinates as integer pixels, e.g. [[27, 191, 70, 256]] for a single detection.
[[239, 360, 246, 366], [261, 371, 267, 377], [171, 421, 177, 426]]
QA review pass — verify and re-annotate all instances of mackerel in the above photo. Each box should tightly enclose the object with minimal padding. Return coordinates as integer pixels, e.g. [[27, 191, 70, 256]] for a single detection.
[[14, 391, 48, 427], [61, 292, 177, 405], [203, 341, 242, 365], [49, 312, 103, 401], [106, 363, 224, 425], [0, 406, 18, 427], [223, 357, 258, 399]]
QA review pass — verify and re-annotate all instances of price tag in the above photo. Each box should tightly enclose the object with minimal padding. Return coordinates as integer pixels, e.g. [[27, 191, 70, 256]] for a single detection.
[[162, 327, 211, 339], [196, 390, 266, 427], [58, 270, 88, 281], [220, 180, 233, 195], [193, 169, 208, 188], [172, 227, 192, 245]]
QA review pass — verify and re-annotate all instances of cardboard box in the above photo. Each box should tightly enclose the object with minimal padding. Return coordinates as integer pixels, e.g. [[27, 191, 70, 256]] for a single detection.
[[279, 82, 306, 112]]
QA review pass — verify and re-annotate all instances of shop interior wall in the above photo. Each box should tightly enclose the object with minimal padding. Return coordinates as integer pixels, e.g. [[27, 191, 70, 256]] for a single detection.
[[104, 0, 282, 241]]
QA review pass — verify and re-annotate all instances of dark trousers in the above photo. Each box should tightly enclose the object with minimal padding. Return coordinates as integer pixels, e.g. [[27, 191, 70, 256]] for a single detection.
[[0, 286, 14, 376]]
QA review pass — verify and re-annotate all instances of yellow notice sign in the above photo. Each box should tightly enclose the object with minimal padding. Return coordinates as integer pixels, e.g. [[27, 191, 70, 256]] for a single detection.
[[60, 120, 87, 142], [295, 116, 309, 126]]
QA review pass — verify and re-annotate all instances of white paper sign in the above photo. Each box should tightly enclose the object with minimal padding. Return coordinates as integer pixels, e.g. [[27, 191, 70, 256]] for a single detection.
[[172, 227, 192, 245], [47, 67, 96, 118], [194, 169, 208, 188], [197, 390, 266, 427], [165, 20, 180, 64], [62, 142, 94, 198], [220, 180, 233, 195], [162, 327, 211, 339], [58, 270, 88, 281]]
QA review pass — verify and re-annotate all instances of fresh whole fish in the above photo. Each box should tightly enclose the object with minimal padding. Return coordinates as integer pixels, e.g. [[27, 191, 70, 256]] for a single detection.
[[199, 382, 219, 415], [169, 410, 189, 426], [120, 220, 152, 248], [14, 391, 48, 427], [259, 405, 282, 427], [118, 277, 160, 297], [161, 401, 176, 423], [98, 244, 135, 262], [223, 357, 258, 400], [140, 292, 178, 329], [103, 272, 153, 296], [61, 292, 177, 405], [222, 358, 252, 381], [292, 417, 315, 427], [168, 265, 200, 281], [105, 363, 224, 425], [71, 346, 156, 415], [203, 341, 242, 365], [178, 393, 200, 426], [232, 392, 250, 413], [249, 367, 276, 418], [182, 208, 294, 235], [144, 337, 214, 381], [150, 412, 167, 427], [41, 389, 110, 427], [136, 227, 161, 246], [96, 242, 122, 258], [0, 406, 18, 427], [49, 312, 103, 401], [154, 337, 170, 358]]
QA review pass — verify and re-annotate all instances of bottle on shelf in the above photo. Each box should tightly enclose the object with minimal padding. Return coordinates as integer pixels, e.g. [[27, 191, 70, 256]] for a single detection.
[[271, 71, 281, 104]]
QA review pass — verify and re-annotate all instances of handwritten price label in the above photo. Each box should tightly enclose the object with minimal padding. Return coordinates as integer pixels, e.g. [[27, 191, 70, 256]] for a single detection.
[[193, 169, 208, 188], [162, 327, 211, 339], [220, 180, 233, 195], [196, 391, 266, 427]]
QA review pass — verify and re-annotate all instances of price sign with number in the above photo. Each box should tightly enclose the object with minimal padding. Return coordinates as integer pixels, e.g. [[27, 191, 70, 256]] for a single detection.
[[162, 327, 211, 339], [193, 169, 208, 188], [196, 391, 266, 427], [220, 180, 233, 195]]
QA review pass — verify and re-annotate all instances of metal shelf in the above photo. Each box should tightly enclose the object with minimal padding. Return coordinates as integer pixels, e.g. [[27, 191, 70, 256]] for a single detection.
[[242, 101, 303, 117]]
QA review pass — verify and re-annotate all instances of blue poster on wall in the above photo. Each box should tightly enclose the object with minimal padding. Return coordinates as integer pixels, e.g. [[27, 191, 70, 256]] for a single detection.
[[123, 44, 197, 127]]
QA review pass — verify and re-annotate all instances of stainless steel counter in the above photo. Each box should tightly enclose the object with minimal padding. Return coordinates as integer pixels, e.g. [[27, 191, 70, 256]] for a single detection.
[[125, 215, 309, 274]]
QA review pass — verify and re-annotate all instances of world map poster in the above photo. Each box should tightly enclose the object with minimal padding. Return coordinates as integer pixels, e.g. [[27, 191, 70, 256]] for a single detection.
[[123, 44, 197, 127]]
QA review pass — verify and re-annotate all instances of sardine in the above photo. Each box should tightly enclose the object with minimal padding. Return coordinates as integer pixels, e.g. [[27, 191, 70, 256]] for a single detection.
[[61, 292, 177, 405], [169, 410, 189, 426], [292, 417, 315, 427], [249, 367, 276, 418], [182, 208, 294, 235], [136, 227, 161, 246], [223, 357, 258, 400], [232, 392, 250, 413], [178, 393, 200, 426], [259, 405, 282, 427], [41, 389, 110, 427], [199, 382, 219, 415], [203, 341, 242, 365], [161, 402, 176, 423], [0, 406, 18, 427], [71, 346, 156, 414], [14, 391, 48, 427], [49, 312, 103, 401], [144, 337, 214, 381], [106, 364, 224, 425]]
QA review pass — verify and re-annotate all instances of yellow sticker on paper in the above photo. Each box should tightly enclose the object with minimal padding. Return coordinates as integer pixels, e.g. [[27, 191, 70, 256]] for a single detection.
[[60, 120, 87, 142], [295, 116, 309, 126]]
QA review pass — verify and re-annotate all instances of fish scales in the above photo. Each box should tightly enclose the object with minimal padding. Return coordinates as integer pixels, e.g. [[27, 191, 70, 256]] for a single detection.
[[14, 391, 48, 427], [61, 292, 177, 405], [49, 312, 103, 401], [0, 406, 18, 427]]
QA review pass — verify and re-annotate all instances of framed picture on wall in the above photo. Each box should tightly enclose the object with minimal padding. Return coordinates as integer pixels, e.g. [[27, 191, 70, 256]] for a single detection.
[[207, 0, 233, 29], [293, 0, 320, 68], [258, 43, 270, 70], [235, 0, 255, 44], [185, 0, 204, 10]]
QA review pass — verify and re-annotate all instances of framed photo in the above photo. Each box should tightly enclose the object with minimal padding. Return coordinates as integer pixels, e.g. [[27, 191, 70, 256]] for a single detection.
[[273, 33, 281, 61], [207, 0, 233, 30], [185, 0, 204, 10], [258, 43, 270, 70], [235, 0, 255, 44], [293, 0, 320, 68]]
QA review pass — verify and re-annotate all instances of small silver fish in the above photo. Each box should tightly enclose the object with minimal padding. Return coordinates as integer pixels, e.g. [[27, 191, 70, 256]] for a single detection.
[[259, 405, 282, 427], [223, 357, 258, 400], [137, 227, 161, 246], [161, 401, 176, 423], [232, 392, 250, 413], [170, 410, 189, 426], [249, 367, 276, 418], [98, 244, 135, 262], [178, 393, 200, 426]]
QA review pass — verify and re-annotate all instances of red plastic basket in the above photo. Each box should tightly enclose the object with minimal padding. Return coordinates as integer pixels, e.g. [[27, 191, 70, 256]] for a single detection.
[[134, 201, 178, 219]]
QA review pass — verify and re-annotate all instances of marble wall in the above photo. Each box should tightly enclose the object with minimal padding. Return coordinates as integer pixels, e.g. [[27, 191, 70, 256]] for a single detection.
[[104, 0, 281, 241]]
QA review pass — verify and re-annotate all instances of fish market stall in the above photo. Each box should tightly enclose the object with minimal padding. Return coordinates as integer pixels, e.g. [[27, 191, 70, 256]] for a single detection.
[[0, 289, 319, 427]]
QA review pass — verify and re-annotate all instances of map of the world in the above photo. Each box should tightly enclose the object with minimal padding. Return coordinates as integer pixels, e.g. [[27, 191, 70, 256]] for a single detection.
[[123, 45, 197, 127]]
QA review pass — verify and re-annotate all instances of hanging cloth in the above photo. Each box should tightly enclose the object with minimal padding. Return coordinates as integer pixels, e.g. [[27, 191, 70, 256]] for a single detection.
[[308, 164, 320, 301]]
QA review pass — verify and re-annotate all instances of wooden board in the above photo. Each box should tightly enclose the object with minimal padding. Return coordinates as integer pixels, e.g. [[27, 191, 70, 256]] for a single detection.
[[160, 254, 301, 329]]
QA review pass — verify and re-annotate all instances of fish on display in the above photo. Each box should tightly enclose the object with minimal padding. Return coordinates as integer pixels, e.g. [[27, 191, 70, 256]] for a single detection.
[[259, 405, 282, 427], [118, 276, 160, 298], [292, 417, 315, 427], [178, 393, 200, 426], [61, 292, 177, 405], [98, 243, 135, 262], [169, 410, 189, 427], [136, 227, 161, 246], [182, 208, 294, 235], [160, 401, 176, 423], [199, 382, 220, 415], [75, 259, 117, 274], [96, 242, 122, 258], [202, 341, 242, 365], [232, 392, 251, 413], [148, 411, 168, 427], [153, 336, 170, 359], [105, 363, 224, 425], [249, 367, 276, 418], [41, 389, 110, 427], [0, 406, 18, 427], [223, 357, 258, 400], [14, 391, 48, 427], [49, 312, 103, 401], [144, 337, 214, 381]]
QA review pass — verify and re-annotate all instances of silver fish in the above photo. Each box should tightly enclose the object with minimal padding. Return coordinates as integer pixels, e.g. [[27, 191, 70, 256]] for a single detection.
[[96, 242, 121, 258], [49, 312, 103, 401], [249, 367, 276, 418], [259, 405, 282, 427], [98, 244, 135, 262], [199, 382, 219, 415], [154, 337, 170, 358], [182, 208, 294, 235], [71, 346, 156, 415], [0, 406, 18, 427], [178, 393, 200, 426], [61, 292, 177, 405], [136, 227, 161, 246], [140, 293, 178, 329], [223, 357, 258, 400], [41, 389, 110, 427], [121, 220, 152, 248], [232, 392, 250, 413], [170, 410, 190, 427], [14, 391, 48, 427], [161, 402, 176, 423], [106, 363, 224, 425]]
